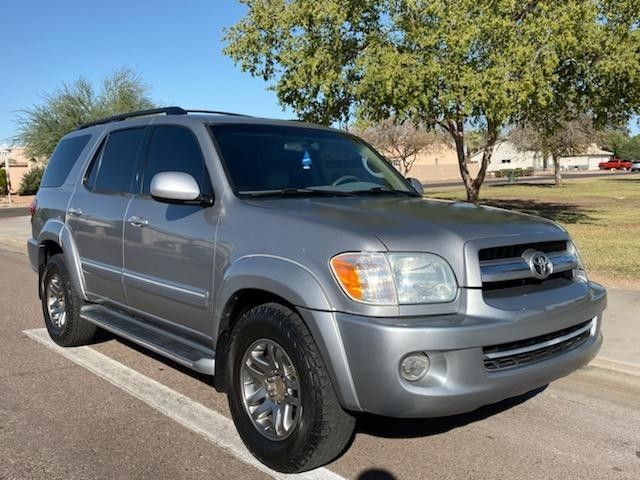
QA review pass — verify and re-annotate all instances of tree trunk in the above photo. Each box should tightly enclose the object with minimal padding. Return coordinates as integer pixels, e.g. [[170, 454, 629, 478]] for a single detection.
[[542, 149, 549, 170], [553, 154, 563, 186], [451, 132, 477, 202], [449, 120, 498, 204]]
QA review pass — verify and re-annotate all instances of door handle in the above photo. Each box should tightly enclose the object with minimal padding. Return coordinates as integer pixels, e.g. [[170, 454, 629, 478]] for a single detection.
[[68, 207, 83, 217], [127, 215, 149, 227]]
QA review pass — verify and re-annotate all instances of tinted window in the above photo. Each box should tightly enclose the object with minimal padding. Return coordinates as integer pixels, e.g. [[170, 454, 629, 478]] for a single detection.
[[40, 135, 91, 188], [93, 128, 146, 193], [210, 124, 411, 194], [142, 126, 207, 195]]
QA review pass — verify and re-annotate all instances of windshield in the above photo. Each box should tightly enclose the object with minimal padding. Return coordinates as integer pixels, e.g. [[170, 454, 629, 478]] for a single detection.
[[209, 124, 416, 196]]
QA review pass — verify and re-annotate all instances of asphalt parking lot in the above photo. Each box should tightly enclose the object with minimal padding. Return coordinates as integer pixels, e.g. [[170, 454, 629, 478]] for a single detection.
[[1, 247, 639, 480]]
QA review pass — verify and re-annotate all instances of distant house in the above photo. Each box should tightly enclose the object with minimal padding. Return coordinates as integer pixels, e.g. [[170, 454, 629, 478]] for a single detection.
[[470, 140, 543, 172], [470, 140, 612, 172], [406, 142, 482, 182], [560, 145, 612, 170], [0, 146, 42, 194]]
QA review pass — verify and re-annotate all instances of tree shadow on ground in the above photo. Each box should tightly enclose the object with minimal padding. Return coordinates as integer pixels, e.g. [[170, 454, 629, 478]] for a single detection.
[[481, 199, 593, 224], [356, 469, 398, 480], [490, 182, 558, 188], [603, 177, 640, 184], [354, 386, 546, 439]]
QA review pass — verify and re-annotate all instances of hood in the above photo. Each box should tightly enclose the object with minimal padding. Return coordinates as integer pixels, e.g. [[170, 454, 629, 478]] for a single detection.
[[245, 196, 568, 285]]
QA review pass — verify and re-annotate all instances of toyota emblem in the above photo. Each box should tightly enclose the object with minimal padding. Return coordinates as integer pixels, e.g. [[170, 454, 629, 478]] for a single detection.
[[521, 249, 554, 280]]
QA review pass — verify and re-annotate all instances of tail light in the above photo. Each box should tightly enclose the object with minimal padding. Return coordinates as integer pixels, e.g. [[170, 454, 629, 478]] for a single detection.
[[29, 198, 37, 223]]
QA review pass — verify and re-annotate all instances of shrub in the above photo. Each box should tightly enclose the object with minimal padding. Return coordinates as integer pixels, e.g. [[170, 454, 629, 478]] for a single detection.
[[18, 165, 44, 195], [494, 167, 535, 179], [0, 169, 7, 195]]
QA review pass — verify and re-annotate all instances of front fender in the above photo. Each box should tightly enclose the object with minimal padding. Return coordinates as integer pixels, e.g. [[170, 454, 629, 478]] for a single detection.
[[214, 254, 333, 324], [38, 219, 88, 301], [214, 254, 361, 410]]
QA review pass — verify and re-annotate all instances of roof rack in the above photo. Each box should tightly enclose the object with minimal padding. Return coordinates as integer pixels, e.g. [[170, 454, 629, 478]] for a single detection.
[[184, 109, 251, 117], [75, 107, 252, 131], [76, 107, 187, 130]]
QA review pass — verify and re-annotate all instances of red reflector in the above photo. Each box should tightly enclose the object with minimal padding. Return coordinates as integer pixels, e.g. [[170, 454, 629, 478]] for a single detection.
[[29, 199, 37, 221]]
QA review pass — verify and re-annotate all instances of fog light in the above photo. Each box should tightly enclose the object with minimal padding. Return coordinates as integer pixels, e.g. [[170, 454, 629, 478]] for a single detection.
[[400, 353, 430, 382]]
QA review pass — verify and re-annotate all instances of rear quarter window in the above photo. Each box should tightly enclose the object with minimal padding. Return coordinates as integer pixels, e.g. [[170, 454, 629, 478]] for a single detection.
[[40, 135, 92, 188]]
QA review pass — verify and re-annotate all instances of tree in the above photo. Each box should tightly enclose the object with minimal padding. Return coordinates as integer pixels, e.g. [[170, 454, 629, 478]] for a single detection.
[[18, 165, 45, 195], [224, 0, 640, 203], [602, 130, 640, 161], [15, 68, 154, 159], [510, 116, 598, 186], [355, 119, 441, 175], [0, 169, 7, 196]]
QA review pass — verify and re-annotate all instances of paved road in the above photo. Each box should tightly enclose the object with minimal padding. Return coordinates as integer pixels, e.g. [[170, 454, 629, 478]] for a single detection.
[[423, 170, 637, 189], [1, 248, 639, 479], [0, 206, 29, 219]]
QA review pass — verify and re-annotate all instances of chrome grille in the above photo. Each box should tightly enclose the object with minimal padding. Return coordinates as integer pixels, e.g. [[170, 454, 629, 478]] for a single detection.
[[479, 241, 568, 262], [479, 240, 576, 285], [483, 319, 594, 371]]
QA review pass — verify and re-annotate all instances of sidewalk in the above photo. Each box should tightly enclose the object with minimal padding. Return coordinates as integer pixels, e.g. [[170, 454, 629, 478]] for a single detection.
[[0, 215, 31, 252], [0, 194, 35, 207], [0, 215, 638, 371]]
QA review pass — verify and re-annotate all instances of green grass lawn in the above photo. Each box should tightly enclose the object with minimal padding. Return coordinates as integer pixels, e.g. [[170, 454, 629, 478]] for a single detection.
[[427, 175, 640, 284]]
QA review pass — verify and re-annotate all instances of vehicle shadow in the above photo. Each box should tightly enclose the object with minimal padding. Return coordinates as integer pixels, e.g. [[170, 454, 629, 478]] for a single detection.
[[481, 198, 593, 224], [96, 332, 216, 387], [354, 385, 547, 439]]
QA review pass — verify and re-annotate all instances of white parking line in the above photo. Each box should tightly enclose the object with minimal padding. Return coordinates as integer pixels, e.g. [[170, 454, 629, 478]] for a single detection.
[[23, 328, 347, 480]]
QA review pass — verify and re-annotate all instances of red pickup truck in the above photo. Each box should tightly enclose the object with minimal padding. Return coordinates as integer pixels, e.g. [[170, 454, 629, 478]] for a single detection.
[[598, 158, 633, 170]]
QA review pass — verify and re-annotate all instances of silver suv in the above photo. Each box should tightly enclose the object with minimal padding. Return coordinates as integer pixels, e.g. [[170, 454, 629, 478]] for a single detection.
[[29, 107, 606, 473]]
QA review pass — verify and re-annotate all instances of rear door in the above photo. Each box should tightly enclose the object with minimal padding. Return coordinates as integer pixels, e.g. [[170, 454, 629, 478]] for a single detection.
[[122, 125, 216, 342], [67, 127, 146, 303]]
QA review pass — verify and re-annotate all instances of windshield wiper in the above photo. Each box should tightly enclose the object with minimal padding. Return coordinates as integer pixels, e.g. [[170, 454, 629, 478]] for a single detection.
[[351, 186, 419, 197], [241, 188, 356, 198]]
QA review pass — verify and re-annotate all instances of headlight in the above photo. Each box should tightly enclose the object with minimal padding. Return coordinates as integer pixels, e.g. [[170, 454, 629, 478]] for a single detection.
[[569, 241, 588, 282], [330, 252, 458, 305]]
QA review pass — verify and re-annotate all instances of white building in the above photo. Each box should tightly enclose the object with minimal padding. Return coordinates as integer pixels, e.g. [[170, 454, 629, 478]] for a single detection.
[[470, 141, 612, 172], [560, 145, 612, 170], [470, 140, 544, 172]]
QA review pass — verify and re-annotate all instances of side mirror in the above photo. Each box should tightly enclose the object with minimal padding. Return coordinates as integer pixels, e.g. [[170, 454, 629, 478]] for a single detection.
[[150, 171, 202, 203], [407, 177, 424, 196]]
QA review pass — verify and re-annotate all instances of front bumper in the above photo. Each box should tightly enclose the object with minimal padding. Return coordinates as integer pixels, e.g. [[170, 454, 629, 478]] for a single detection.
[[330, 280, 606, 418]]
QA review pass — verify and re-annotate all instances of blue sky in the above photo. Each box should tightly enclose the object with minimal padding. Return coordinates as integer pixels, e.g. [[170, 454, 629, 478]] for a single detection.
[[0, 0, 293, 143], [1, 0, 638, 144]]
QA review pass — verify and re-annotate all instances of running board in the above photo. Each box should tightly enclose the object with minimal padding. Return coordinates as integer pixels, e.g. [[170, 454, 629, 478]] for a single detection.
[[80, 304, 215, 375]]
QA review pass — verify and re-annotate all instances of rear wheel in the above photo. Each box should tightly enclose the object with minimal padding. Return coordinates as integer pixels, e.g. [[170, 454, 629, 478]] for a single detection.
[[42, 254, 97, 346], [226, 303, 355, 473]]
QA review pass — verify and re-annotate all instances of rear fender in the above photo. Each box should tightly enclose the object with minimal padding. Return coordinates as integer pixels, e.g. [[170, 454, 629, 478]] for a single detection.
[[38, 219, 88, 301]]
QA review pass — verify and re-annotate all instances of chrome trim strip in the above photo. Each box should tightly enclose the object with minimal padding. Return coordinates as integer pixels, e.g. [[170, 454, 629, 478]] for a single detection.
[[480, 251, 577, 283], [81, 258, 122, 276], [484, 319, 595, 360], [81, 259, 209, 308], [122, 270, 208, 300]]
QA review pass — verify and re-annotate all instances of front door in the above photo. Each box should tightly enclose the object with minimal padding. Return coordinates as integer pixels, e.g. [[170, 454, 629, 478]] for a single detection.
[[122, 125, 216, 343], [67, 127, 147, 304]]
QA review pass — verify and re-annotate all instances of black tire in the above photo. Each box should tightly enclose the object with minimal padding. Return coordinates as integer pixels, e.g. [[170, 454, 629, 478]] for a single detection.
[[41, 254, 97, 347], [226, 302, 355, 473]]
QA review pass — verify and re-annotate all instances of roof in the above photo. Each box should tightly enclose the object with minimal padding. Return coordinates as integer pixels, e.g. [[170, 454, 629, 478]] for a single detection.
[[73, 106, 337, 134]]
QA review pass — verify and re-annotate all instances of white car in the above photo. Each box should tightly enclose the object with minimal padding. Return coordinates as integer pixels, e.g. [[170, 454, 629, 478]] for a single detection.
[[631, 161, 640, 172]]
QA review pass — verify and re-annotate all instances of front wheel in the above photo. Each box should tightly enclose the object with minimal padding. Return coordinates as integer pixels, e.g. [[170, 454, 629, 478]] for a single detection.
[[226, 303, 355, 473]]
